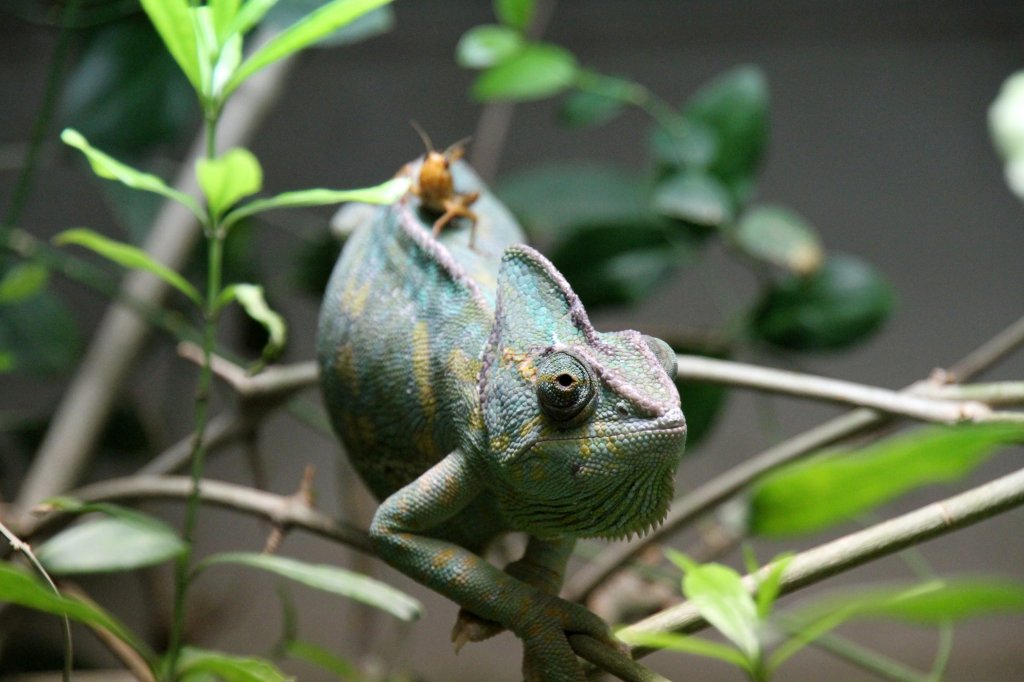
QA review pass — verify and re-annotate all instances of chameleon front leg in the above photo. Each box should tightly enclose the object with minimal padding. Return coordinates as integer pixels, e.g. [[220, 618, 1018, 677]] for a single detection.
[[452, 535, 575, 650], [370, 450, 613, 682]]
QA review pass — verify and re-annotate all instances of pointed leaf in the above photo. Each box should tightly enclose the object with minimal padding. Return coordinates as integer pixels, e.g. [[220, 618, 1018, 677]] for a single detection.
[[223, 176, 410, 229], [265, 2, 395, 47], [197, 552, 422, 621], [218, 284, 287, 362], [652, 171, 734, 228], [54, 228, 202, 306], [755, 554, 793, 619], [196, 148, 263, 219], [472, 43, 578, 102], [558, 74, 635, 128], [228, 0, 280, 38], [733, 205, 823, 275], [618, 631, 749, 669], [0, 564, 153, 661], [36, 514, 186, 575], [283, 640, 359, 677], [751, 253, 893, 352], [225, 0, 396, 96], [61, 129, 203, 219], [178, 647, 292, 682], [0, 264, 49, 304], [139, 0, 202, 90], [211, 0, 242, 41], [456, 24, 523, 69], [494, 0, 535, 29], [750, 424, 1024, 537]]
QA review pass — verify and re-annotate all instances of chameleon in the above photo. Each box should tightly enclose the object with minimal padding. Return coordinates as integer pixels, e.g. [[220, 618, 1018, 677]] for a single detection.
[[317, 156, 686, 681]]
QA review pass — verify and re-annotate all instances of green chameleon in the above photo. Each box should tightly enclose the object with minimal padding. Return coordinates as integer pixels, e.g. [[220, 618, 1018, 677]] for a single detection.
[[317, 157, 687, 681]]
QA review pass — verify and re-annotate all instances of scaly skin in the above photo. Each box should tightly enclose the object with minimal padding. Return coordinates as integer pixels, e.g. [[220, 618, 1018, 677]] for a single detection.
[[317, 159, 686, 681]]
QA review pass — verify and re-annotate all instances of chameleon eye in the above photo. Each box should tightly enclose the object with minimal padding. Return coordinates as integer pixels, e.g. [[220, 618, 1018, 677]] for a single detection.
[[536, 352, 596, 423]]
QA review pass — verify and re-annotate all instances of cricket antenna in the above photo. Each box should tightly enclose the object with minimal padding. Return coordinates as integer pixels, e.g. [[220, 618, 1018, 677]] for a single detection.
[[410, 120, 434, 154], [445, 136, 472, 156]]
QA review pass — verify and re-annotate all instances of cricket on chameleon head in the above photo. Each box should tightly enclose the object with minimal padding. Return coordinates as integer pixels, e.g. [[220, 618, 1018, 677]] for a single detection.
[[409, 120, 480, 248]]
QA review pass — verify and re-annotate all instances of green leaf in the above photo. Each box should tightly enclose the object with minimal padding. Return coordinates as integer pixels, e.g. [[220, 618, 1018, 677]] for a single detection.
[[496, 163, 648, 239], [751, 253, 893, 352], [0, 263, 49, 304], [472, 43, 578, 102], [549, 220, 683, 309], [683, 65, 769, 185], [755, 554, 793, 619], [618, 630, 749, 669], [0, 563, 153, 662], [218, 284, 287, 362], [225, 0, 396, 96], [494, 0, 535, 29], [197, 552, 422, 621], [733, 205, 823, 275], [0, 288, 81, 376], [228, 0, 280, 38], [456, 24, 524, 69], [210, 0, 242, 42], [672, 345, 731, 449], [672, 556, 761, 662], [60, 17, 197, 155], [178, 647, 292, 682], [559, 73, 636, 128], [283, 640, 359, 678], [196, 148, 263, 219], [139, 0, 202, 91], [54, 228, 202, 306], [222, 176, 410, 230], [649, 122, 718, 171], [60, 129, 204, 219], [36, 514, 186, 575], [264, 1, 394, 47], [750, 424, 1024, 537], [291, 230, 343, 297], [651, 171, 734, 228]]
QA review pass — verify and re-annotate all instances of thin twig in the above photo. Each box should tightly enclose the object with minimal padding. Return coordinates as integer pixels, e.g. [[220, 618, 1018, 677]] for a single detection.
[[59, 584, 156, 682], [18, 476, 372, 555], [565, 314, 1024, 603], [14, 32, 297, 516], [619, 464, 1024, 650]]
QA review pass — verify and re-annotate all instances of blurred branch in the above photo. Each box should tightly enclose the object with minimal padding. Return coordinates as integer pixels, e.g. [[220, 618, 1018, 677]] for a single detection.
[[14, 31, 296, 517], [566, 314, 1024, 603], [619, 463, 1024, 649]]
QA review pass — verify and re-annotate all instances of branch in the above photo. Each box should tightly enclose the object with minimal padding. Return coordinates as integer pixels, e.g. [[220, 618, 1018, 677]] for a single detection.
[[618, 464, 1024, 650], [14, 31, 297, 516], [565, 314, 1024, 603], [19, 476, 372, 555]]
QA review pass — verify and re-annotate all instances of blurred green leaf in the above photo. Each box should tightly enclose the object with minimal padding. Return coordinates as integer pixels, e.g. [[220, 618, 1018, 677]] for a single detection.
[[672, 346, 731, 449], [228, 0, 280, 38], [0, 288, 81, 376], [225, 0, 396, 96], [178, 647, 291, 682], [0, 564, 153, 662], [649, 122, 718, 171], [559, 74, 635, 128], [751, 254, 893, 352], [456, 24, 523, 69], [667, 550, 760, 662], [496, 163, 648, 239], [472, 43, 578, 102], [618, 630, 749, 669], [733, 205, 823, 275], [61, 129, 204, 219], [55, 228, 202, 306], [197, 552, 422, 621], [651, 171, 734, 228], [37, 514, 186, 575], [139, 0, 202, 91], [61, 17, 197, 155], [683, 65, 769, 186], [0, 263, 49, 304], [283, 640, 359, 678], [750, 424, 1024, 537], [292, 231, 342, 297], [223, 176, 410, 229], [217, 283, 287, 363], [265, 1, 394, 47], [494, 0, 534, 29], [210, 0, 241, 41], [550, 221, 682, 309], [196, 148, 263, 219], [755, 554, 793, 619]]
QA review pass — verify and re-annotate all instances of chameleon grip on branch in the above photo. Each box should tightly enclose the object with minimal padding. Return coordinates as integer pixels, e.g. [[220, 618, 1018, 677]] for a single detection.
[[317, 157, 686, 681]]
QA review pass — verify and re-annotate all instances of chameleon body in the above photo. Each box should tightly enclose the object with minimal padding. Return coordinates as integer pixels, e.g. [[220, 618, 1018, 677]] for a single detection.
[[317, 158, 686, 681]]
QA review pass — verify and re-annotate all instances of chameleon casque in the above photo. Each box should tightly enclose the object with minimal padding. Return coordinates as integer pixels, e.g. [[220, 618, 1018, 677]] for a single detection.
[[317, 155, 687, 681]]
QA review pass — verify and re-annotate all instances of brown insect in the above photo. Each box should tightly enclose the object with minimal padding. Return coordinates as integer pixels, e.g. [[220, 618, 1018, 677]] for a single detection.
[[410, 122, 479, 248]]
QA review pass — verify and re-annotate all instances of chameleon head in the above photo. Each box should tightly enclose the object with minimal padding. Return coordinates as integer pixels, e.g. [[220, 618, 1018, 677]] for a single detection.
[[479, 246, 686, 540]]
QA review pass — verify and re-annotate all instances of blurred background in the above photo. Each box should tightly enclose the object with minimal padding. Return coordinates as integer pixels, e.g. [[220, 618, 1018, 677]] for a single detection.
[[3, 1, 1024, 680]]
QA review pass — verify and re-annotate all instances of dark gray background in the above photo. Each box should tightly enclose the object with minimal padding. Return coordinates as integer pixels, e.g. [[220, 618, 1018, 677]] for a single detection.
[[3, 1, 1024, 680]]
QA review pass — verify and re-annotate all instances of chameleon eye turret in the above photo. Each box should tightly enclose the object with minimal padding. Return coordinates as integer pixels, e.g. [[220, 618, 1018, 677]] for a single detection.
[[535, 352, 596, 424]]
